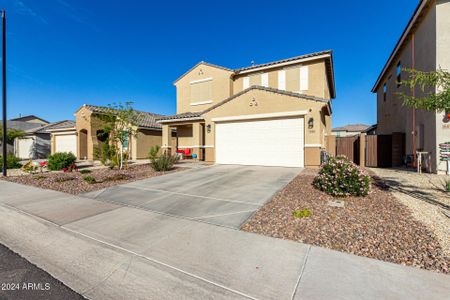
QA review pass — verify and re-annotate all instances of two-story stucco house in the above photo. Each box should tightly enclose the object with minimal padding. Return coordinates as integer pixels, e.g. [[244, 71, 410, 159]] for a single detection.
[[158, 50, 336, 168], [372, 0, 450, 173]]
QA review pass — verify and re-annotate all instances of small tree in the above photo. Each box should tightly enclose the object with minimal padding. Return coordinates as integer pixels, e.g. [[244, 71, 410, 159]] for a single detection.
[[0, 127, 25, 143], [94, 102, 139, 170], [398, 68, 450, 113]]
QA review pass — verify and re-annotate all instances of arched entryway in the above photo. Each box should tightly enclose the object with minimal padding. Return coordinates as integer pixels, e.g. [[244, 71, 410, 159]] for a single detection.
[[79, 129, 88, 160]]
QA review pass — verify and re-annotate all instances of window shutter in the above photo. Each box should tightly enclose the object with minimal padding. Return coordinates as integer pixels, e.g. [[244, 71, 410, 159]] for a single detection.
[[278, 70, 286, 90], [243, 77, 250, 90], [300, 66, 309, 91], [249, 74, 260, 86], [261, 73, 269, 87]]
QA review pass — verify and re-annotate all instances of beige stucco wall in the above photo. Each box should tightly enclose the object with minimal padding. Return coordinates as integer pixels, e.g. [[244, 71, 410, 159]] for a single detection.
[[202, 89, 329, 166], [233, 60, 331, 100], [375, 1, 448, 173], [132, 129, 163, 160], [175, 63, 234, 114], [75, 107, 103, 161]]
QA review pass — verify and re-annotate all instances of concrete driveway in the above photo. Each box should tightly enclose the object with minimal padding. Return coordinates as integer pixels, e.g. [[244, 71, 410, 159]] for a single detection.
[[83, 165, 301, 228]]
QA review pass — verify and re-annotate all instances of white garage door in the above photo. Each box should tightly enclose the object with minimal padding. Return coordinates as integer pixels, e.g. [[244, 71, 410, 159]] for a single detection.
[[17, 138, 34, 159], [55, 134, 77, 155], [216, 117, 304, 167]]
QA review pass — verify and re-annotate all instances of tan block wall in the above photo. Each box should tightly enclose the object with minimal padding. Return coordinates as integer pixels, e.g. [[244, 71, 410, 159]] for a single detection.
[[305, 147, 321, 166], [233, 60, 331, 100], [175, 63, 233, 114]]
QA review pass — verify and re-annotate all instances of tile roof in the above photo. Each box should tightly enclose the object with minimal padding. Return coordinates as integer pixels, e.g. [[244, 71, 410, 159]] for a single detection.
[[234, 50, 333, 73], [9, 115, 49, 124], [0, 120, 44, 131], [82, 104, 163, 129], [34, 120, 76, 133], [157, 86, 331, 122], [332, 124, 371, 132]]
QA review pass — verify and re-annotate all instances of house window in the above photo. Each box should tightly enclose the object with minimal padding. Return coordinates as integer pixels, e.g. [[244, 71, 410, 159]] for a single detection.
[[383, 83, 387, 102], [243, 77, 250, 89], [261, 73, 269, 87], [190, 79, 212, 103], [278, 70, 286, 90], [396, 62, 401, 87]]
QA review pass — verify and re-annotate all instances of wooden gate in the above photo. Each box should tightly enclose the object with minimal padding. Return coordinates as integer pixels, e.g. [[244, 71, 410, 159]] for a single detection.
[[336, 135, 360, 164], [365, 135, 393, 167]]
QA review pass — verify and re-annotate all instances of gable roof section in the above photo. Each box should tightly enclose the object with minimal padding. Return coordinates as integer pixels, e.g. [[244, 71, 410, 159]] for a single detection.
[[371, 0, 430, 92], [332, 124, 370, 132], [1, 120, 44, 131], [81, 104, 164, 129], [173, 61, 234, 84], [157, 86, 331, 122], [32, 120, 76, 133], [10, 115, 49, 124]]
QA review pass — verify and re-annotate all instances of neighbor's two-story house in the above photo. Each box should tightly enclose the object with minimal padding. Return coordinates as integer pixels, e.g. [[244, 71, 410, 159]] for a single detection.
[[158, 50, 336, 168], [372, 0, 450, 173]]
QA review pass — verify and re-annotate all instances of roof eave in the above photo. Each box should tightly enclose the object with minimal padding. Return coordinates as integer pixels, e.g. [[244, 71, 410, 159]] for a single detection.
[[371, 0, 429, 92]]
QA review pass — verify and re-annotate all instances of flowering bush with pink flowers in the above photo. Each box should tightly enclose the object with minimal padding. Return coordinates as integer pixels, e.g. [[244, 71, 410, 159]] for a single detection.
[[313, 156, 370, 197]]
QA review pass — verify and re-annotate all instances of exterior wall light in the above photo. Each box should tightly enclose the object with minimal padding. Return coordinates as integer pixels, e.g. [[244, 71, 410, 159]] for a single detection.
[[308, 117, 314, 129], [206, 124, 211, 133]]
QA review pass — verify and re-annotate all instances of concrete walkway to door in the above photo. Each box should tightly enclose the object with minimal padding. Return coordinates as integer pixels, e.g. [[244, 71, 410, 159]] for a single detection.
[[0, 180, 449, 299], [82, 165, 301, 228]]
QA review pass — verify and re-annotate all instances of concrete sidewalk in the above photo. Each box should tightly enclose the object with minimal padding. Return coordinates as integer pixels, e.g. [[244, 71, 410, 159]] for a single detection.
[[0, 181, 448, 299]]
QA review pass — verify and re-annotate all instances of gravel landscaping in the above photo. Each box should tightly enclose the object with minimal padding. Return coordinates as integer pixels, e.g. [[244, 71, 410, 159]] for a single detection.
[[241, 168, 450, 274], [1, 164, 183, 195]]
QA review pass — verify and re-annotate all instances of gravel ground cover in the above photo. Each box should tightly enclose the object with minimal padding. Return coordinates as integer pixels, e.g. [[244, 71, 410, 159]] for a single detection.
[[370, 168, 450, 257], [1, 164, 183, 195], [0, 243, 85, 300], [242, 168, 449, 274]]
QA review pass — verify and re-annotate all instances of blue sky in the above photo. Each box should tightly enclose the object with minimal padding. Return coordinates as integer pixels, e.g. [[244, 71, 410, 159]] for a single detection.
[[1, 0, 419, 127]]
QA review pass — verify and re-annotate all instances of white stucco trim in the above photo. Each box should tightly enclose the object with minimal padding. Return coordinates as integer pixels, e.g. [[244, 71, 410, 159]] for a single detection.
[[191, 100, 213, 106], [190, 77, 213, 84], [304, 144, 322, 148], [211, 110, 308, 122], [238, 54, 330, 75]]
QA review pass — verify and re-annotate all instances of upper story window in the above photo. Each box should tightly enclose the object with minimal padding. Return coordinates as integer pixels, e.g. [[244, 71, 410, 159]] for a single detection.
[[396, 62, 401, 87], [190, 78, 212, 105], [383, 82, 387, 102]]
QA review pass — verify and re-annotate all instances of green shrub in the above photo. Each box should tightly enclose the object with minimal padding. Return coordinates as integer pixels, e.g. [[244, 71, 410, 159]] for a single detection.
[[0, 154, 22, 169], [292, 209, 312, 218], [149, 145, 161, 160], [83, 175, 97, 184], [94, 143, 116, 166], [313, 156, 370, 197], [79, 169, 92, 174], [444, 180, 450, 192], [47, 152, 77, 171]]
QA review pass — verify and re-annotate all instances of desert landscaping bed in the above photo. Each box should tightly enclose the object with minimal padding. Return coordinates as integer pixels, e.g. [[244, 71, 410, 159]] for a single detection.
[[1, 164, 183, 195], [242, 168, 450, 274]]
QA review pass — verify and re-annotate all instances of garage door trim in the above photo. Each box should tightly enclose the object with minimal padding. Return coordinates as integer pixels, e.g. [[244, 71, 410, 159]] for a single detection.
[[211, 110, 308, 123]]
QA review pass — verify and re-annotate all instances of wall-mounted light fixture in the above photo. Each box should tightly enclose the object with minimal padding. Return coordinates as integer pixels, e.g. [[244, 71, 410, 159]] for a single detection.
[[308, 117, 314, 129], [206, 124, 211, 133]]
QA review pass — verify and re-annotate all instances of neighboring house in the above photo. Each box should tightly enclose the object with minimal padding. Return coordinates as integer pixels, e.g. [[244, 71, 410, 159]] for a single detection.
[[47, 120, 77, 156], [10, 115, 49, 125], [158, 50, 336, 168], [1, 119, 47, 156], [372, 0, 450, 173], [74, 105, 173, 161], [15, 120, 74, 159], [332, 124, 370, 137]]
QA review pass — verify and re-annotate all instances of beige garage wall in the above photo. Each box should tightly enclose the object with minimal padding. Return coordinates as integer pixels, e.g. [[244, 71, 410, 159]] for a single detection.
[[203, 89, 329, 166]]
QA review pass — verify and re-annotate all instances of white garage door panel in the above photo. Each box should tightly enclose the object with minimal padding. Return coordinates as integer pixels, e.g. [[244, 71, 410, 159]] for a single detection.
[[216, 118, 304, 167], [17, 138, 34, 159], [55, 135, 77, 155]]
